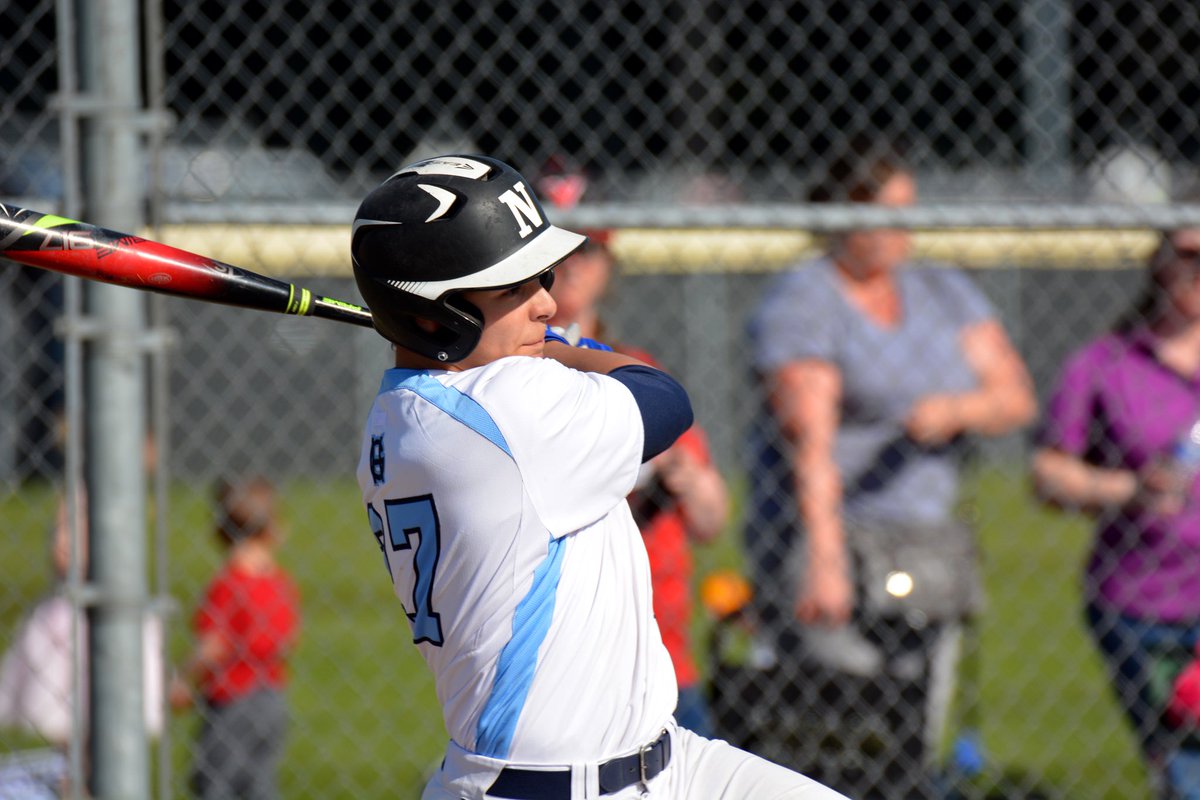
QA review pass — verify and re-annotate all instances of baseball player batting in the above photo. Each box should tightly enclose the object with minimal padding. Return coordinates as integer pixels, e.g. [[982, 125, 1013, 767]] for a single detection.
[[351, 154, 850, 800]]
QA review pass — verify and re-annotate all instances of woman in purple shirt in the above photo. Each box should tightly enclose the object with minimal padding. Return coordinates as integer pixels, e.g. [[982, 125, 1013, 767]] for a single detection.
[[1033, 226, 1200, 799]]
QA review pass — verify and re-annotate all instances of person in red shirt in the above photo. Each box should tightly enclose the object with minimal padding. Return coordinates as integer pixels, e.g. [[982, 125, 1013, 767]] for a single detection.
[[170, 476, 301, 800], [547, 230, 730, 735]]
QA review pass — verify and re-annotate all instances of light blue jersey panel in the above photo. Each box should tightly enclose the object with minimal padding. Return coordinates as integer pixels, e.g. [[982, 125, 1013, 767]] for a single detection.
[[359, 359, 672, 765], [375, 369, 564, 758]]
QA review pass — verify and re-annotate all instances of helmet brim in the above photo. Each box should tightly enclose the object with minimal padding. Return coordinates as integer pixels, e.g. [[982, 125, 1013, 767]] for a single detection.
[[391, 224, 587, 300]]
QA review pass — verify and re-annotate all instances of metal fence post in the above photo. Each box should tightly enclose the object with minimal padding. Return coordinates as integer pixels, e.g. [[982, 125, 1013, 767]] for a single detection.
[[76, 0, 150, 797], [1022, 0, 1072, 188]]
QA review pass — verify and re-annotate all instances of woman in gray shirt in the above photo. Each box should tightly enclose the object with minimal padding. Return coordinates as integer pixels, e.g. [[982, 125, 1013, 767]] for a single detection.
[[743, 143, 1035, 799]]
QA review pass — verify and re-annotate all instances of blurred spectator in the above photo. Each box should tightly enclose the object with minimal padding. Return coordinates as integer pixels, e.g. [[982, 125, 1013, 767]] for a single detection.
[[0, 487, 164, 795], [1032, 225, 1200, 799], [170, 476, 301, 800], [743, 139, 1035, 798], [547, 229, 731, 737], [535, 153, 590, 210]]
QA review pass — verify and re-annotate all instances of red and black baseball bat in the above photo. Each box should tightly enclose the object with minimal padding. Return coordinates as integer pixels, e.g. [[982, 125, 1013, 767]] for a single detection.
[[0, 203, 374, 328]]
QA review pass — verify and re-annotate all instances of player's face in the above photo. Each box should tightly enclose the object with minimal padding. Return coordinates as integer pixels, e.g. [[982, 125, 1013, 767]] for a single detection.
[[454, 272, 557, 369]]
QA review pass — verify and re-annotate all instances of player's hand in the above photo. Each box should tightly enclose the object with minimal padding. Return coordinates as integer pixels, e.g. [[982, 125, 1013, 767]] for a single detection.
[[794, 559, 853, 626], [904, 394, 962, 446]]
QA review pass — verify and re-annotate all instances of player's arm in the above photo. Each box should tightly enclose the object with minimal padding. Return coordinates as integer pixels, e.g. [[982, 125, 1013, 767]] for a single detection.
[[512, 344, 693, 533], [542, 339, 647, 373], [543, 340, 693, 461]]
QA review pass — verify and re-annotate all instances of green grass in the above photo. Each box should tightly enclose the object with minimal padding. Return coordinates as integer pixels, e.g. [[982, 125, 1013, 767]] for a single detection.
[[968, 470, 1146, 799], [0, 469, 1152, 798], [162, 479, 447, 798], [0, 482, 61, 757]]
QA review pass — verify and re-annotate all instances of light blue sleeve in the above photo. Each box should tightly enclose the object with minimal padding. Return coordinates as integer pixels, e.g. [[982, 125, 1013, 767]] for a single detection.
[[748, 260, 842, 373]]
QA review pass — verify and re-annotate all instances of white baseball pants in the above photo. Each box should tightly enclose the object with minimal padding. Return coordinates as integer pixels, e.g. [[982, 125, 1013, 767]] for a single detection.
[[421, 719, 851, 800]]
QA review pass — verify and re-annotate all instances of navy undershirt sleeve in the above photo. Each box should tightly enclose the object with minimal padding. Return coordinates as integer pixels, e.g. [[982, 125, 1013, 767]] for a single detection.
[[608, 365, 694, 461]]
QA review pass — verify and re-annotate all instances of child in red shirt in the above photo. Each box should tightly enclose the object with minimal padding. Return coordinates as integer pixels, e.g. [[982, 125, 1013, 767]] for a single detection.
[[171, 476, 301, 800]]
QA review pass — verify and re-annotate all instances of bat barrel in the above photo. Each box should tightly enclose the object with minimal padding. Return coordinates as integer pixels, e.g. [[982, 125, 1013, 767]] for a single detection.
[[0, 204, 375, 329]]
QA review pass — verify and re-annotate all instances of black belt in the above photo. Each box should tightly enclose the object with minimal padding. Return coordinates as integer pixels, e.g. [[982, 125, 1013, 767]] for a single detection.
[[486, 730, 671, 799]]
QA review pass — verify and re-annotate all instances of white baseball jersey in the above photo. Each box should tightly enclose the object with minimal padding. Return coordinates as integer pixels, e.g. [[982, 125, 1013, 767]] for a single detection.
[[357, 355, 678, 764]]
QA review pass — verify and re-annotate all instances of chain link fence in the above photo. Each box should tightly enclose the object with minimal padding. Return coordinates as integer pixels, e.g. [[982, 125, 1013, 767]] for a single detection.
[[3, 1, 1200, 798]]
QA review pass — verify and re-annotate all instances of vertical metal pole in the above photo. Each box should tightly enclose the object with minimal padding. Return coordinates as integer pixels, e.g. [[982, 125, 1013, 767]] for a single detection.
[[63, 262, 87, 800], [143, 0, 167, 232], [56, 0, 84, 221], [1022, 0, 1072, 191], [148, 303, 171, 800], [0, 271, 14, 483], [141, 0, 173, 796], [77, 0, 150, 797], [55, 1, 87, 797]]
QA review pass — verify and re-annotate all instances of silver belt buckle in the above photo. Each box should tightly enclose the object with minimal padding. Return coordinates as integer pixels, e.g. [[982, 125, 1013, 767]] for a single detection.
[[638, 731, 662, 786]]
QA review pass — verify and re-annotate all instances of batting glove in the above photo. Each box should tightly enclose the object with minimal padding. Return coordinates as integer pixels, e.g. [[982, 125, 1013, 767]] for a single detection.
[[544, 325, 571, 346], [546, 324, 614, 351], [576, 337, 614, 352], [548, 322, 581, 345]]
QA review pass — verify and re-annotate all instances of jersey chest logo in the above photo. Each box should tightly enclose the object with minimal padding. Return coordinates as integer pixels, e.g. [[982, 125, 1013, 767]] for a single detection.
[[370, 435, 385, 485]]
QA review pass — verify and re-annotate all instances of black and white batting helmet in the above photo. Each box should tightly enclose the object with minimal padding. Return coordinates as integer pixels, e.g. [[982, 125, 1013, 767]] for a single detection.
[[351, 154, 586, 362]]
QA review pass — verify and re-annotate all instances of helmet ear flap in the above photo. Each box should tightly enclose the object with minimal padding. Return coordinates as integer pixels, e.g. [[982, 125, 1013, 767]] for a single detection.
[[427, 295, 484, 362], [353, 263, 483, 362], [443, 294, 484, 332], [403, 312, 481, 362]]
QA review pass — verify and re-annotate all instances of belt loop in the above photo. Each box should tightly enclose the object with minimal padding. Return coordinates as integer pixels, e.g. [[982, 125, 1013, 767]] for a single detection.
[[578, 759, 598, 799]]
